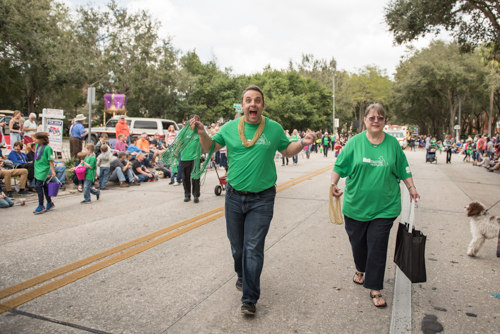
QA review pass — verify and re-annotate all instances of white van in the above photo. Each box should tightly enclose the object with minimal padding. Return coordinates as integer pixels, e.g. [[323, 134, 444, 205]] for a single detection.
[[87, 116, 179, 144], [384, 125, 408, 149]]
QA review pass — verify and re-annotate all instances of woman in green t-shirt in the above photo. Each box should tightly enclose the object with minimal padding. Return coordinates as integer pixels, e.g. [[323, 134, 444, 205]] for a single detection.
[[290, 129, 300, 164], [330, 103, 420, 308]]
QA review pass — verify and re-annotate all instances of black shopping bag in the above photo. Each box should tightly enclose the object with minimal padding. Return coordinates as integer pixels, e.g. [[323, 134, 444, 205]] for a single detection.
[[394, 200, 427, 283]]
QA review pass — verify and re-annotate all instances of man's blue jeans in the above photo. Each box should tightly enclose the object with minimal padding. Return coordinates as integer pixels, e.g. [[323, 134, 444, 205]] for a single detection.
[[136, 173, 150, 183], [108, 167, 135, 183], [225, 183, 276, 304], [54, 166, 66, 183], [0, 196, 14, 208], [83, 179, 99, 202]]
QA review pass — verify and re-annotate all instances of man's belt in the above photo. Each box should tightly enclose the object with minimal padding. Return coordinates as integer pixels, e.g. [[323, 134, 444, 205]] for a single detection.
[[230, 184, 275, 196]]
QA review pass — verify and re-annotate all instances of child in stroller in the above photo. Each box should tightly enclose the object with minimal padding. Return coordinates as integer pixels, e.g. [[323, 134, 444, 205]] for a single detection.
[[426, 138, 438, 163]]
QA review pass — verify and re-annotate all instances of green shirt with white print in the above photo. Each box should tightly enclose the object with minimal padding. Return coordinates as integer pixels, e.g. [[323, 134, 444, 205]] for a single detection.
[[333, 131, 412, 221], [213, 117, 290, 193]]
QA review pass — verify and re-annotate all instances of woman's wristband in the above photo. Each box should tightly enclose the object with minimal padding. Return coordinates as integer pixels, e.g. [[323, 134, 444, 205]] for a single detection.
[[408, 185, 416, 191], [300, 138, 305, 147]]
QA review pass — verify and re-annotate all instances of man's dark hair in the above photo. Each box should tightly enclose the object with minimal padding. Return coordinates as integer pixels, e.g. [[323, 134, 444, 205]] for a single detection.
[[131, 136, 138, 144], [117, 152, 127, 159], [241, 85, 265, 104]]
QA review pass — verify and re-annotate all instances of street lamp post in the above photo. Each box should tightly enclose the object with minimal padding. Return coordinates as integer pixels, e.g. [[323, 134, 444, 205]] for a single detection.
[[332, 75, 335, 136]]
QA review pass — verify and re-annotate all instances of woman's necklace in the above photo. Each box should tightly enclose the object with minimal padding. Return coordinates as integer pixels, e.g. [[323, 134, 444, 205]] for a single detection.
[[238, 116, 266, 148], [367, 133, 384, 148]]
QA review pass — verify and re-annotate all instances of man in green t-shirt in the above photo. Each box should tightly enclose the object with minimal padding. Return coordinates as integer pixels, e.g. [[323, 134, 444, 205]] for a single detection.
[[190, 85, 321, 316]]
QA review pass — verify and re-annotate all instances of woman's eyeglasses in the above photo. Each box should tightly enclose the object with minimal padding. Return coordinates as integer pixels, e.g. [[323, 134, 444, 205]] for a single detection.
[[367, 116, 385, 123]]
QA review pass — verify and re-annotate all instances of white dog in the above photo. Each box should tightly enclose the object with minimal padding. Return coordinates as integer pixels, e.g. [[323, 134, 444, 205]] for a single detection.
[[465, 202, 500, 257]]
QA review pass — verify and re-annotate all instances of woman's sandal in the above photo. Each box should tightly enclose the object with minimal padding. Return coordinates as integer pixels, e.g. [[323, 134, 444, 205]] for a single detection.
[[353, 271, 364, 285], [78, 185, 83, 192], [370, 293, 387, 308]]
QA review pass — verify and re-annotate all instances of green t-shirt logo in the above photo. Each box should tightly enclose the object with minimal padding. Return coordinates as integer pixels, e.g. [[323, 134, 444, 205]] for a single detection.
[[255, 133, 271, 146], [362, 156, 389, 167]]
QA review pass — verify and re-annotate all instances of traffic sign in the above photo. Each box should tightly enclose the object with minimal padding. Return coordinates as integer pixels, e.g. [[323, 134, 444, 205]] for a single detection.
[[454, 125, 460, 130]]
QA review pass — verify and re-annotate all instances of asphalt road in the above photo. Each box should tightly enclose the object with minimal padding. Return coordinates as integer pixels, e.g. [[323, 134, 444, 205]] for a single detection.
[[0, 148, 499, 333]]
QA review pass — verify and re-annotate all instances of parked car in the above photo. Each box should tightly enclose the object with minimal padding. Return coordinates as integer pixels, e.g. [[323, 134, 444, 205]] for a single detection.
[[85, 116, 179, 144]]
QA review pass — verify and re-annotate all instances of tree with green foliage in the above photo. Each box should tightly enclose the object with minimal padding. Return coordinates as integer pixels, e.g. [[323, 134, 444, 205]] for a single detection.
[[385, 0, 500, 52], [0, 0, 71, 114], [393, 41, 487, 136]]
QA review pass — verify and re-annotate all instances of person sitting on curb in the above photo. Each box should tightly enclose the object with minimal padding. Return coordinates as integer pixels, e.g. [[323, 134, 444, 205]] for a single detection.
[[132, 153, 154, 183], [128, 137, 145, 160], [95, 133, 109, 157], [0, 186, 14, 208], [114, 134, 129, 152], [109, 151, 140, 186], [137, 132, 157, 166], [0, 156, 29, 198], [8, 141, 34, 185]]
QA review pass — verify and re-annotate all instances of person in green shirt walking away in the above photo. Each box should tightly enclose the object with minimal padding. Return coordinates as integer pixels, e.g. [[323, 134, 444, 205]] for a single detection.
[[190, 85, 322, 316], [290, 129, 300, 164], [32, 132, 56, 214], [331, 103, 420, 308], [180, 128, 201, 203], [81, 143, 100, 204], [322, 132, 330, 157]]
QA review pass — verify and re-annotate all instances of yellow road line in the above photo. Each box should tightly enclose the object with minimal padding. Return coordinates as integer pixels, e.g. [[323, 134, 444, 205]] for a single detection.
[[0, 164, 333, 313], [0, 207, 224, 301], [0, 211, 225, 314]]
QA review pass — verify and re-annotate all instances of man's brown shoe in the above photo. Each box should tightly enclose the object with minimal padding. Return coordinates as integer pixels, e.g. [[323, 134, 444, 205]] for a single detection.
[[129, 181, 140, 186], [120, 182, 129, 187]]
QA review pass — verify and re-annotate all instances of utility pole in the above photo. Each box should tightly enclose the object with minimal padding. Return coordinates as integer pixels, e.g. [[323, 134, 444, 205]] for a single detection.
[[332, 75, 335, 136], [88, 87, 96, 143], [458, 95, 461, 142]]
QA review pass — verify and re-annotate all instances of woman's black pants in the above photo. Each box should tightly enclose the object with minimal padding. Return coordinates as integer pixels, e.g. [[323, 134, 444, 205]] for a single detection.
[[344, 215, 396, 290]]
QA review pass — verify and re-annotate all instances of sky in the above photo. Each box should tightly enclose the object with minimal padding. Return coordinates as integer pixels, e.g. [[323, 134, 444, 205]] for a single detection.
[[67, 0, 450, 78]]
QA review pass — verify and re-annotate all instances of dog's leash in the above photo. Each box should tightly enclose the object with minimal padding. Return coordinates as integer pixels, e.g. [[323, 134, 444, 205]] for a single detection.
[[485, 199, 500, 213], [483, 199, 500, 258]]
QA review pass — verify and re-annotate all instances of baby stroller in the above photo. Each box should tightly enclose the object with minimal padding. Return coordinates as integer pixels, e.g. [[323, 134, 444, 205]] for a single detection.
[[426, 145, 438, 163]]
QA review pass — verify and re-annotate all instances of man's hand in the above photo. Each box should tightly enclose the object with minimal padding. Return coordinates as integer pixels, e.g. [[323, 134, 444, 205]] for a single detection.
[[189, 118, 205, 136], [135, 175, 139, 180], [147, 172, 153, 178], [0, 192, 5, 199], [302, 131, 323, 145], [51, 170, 57, 178], [332, 185, 344, 197]]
